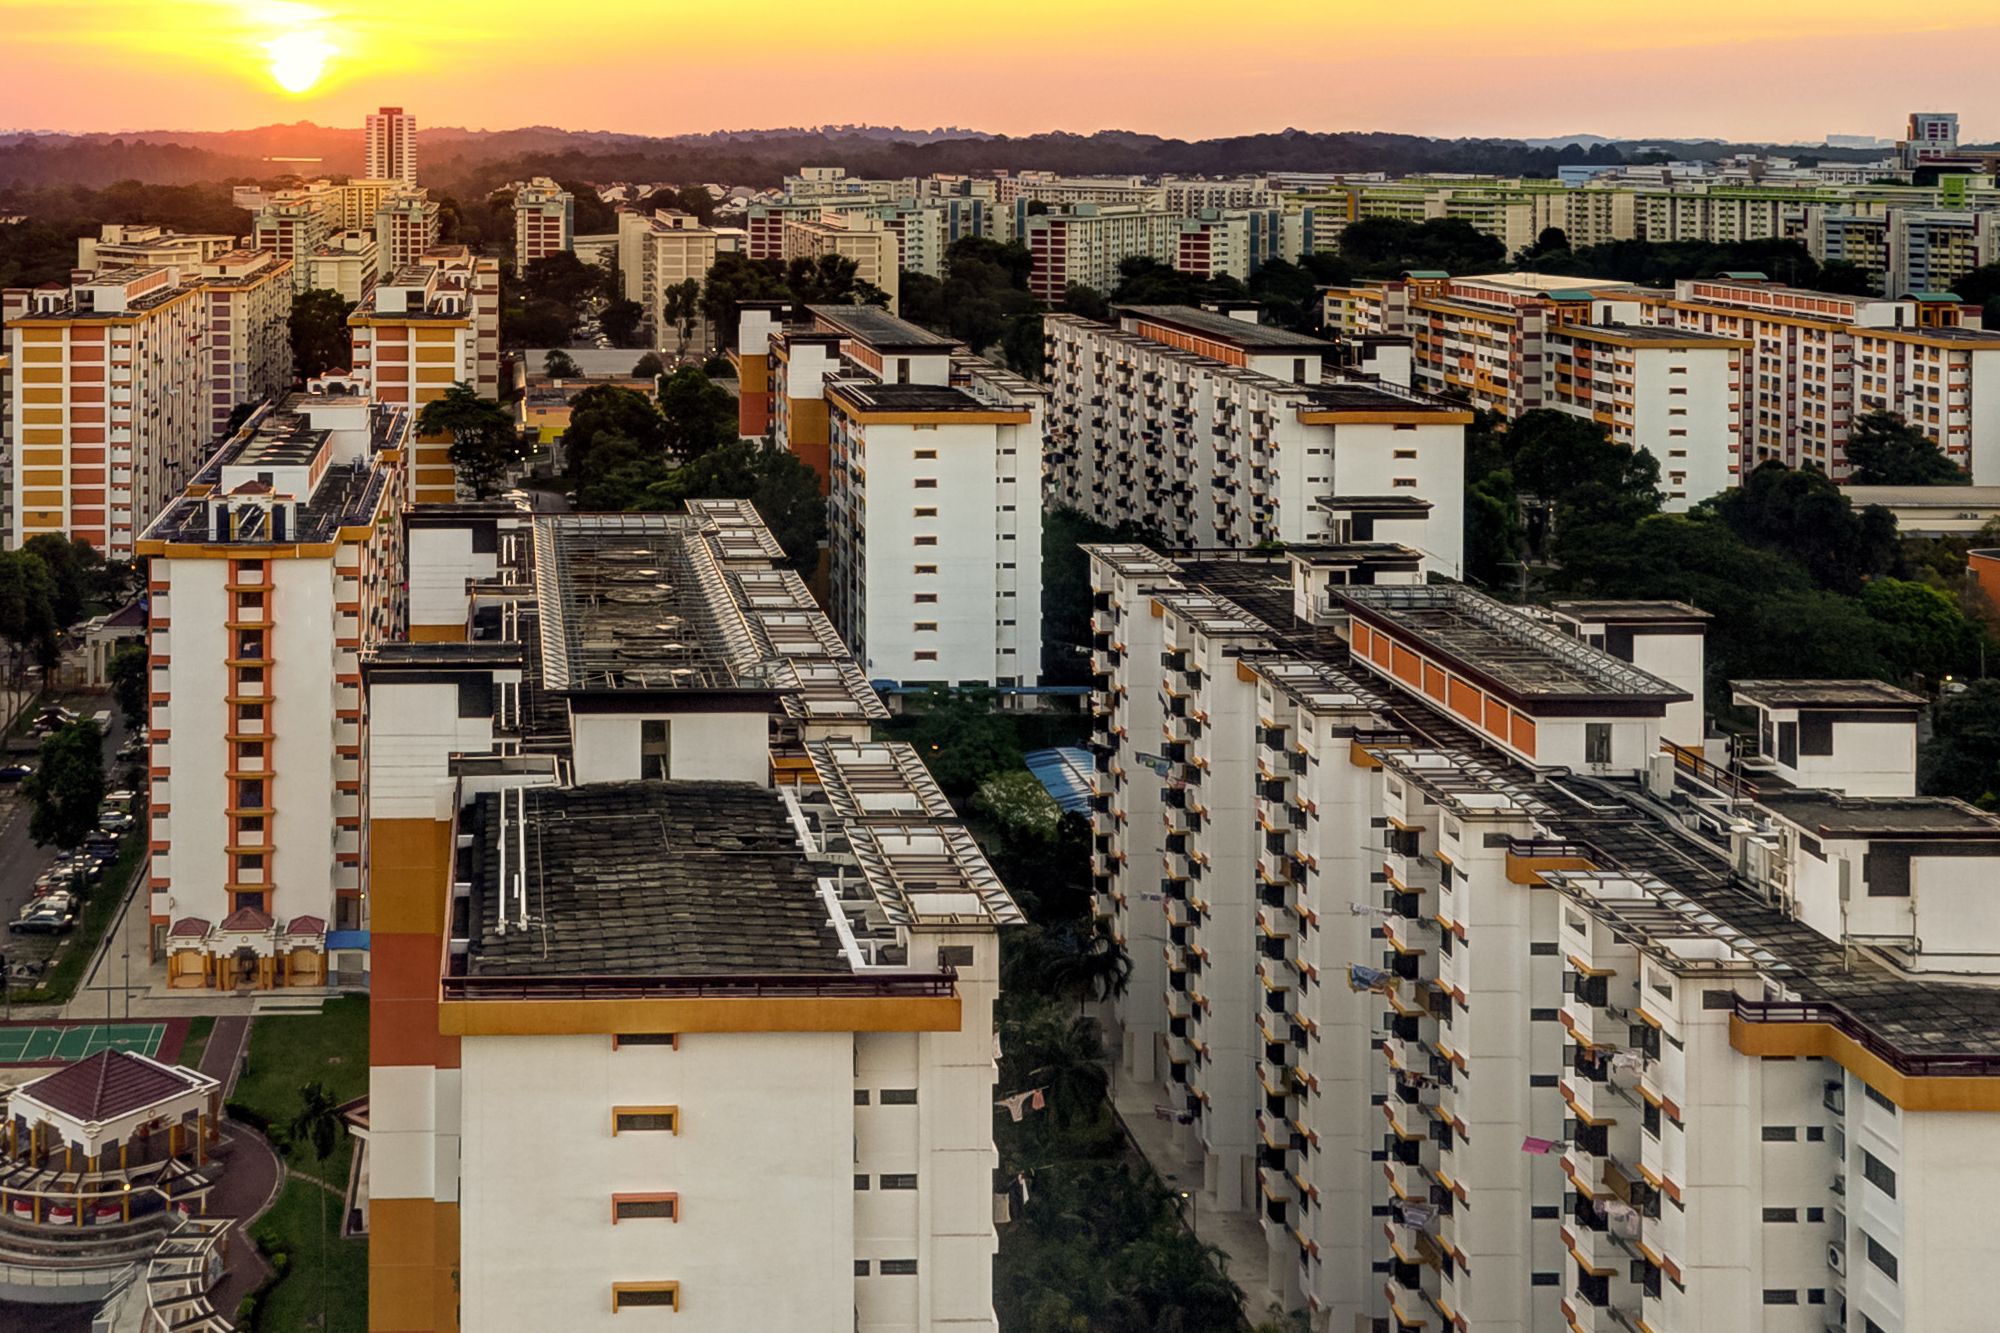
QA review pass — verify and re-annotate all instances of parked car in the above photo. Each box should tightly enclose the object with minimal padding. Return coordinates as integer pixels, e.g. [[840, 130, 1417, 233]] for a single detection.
[[11, 894, 77, 934], [0, 764, 32, 782], [97, 811, 134, 835]]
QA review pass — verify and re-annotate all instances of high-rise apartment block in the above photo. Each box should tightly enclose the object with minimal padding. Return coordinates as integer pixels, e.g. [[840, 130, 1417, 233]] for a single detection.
[[513, 176, 575, 269], [138, 382, 409, 982], [78, 224, 240, 271], [347, 248, 501, 502], [195, 248, 295, 439], [1043, 305, 1468, 577], [1901, 112, 1960, 168], [1086, 547, 2000, 1333], [1327, 273, 1750, 508], [363, 502, 1014, 1332], [2, 268, 208, 558], [754, 304, 1045, 685], [307, 230, 383, 305], [615, 208, 740, 355], [252, 180, 441, 292], [365, 106, 418, 185], [375, 192, 443, 277]]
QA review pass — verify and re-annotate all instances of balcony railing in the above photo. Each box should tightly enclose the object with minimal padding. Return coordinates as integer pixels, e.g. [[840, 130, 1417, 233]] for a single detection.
[[1734, 998, 2000, 1078], [441, 971, 956, 1001]]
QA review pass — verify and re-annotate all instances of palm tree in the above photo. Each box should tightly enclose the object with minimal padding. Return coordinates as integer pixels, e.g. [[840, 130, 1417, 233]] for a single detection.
[[1037, 922, 1134, 1015], [290, 1081, 345, 1330], [1014, 1009, 1110, 1129]]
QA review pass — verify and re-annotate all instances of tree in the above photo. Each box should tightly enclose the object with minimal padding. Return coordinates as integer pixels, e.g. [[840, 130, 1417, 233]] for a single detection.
[[699, 253, 792, 350], [632, 351, 665, 380], [974, 769, 1064, 844], [659, 278, 702, 359], [564, 384, 668, 485], [1059, 283, 1109, 321], [656, 366, 736, 458], [1521, 226, 1570, 260], [901, 689, 1024, 797], [1008, 1006, 1111, 1129], [639, 439, 826, 571], [1843, 410, 1965, 486], [1923, 680, 2000, 808], [417, 382, 523, 499], [22, 719, 105, 851], [1704, 462, 1897, 594], [289, 1081, 346, 1333], [0, 549, 59, 693], [21, 534, 101, 629], [1337, 217, 1506, 276], [600, 297, 646, 349], [1951, 263, 2000, 315], [223, 401, 262, 437], [519, 251, 600, 309], [1815, 260, 1881, 297], [287, 289, 355, 380], [1861, 578, 1978, 683], [109, 641, 148, 730], [543, 349, 580, 378], [673, 184, 716, 226]]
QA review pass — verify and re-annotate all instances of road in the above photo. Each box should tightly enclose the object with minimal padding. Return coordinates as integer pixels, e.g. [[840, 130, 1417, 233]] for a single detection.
[[0, 698, 132, 984]]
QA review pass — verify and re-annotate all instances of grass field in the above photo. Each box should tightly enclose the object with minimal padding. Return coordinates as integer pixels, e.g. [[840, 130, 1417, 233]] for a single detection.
[[247, 1178, 367, 1333], [177, 1014, 216, 1070], [232, 995, 369, 1332]]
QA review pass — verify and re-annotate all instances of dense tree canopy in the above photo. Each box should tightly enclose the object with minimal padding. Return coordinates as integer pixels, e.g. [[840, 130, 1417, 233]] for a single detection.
[[417, 382, 523, 499], [1337, 217, 1507, 277], [1842, 411, 1965, 486], [288, 288, 356, 380], [22, 719, 105, 851]]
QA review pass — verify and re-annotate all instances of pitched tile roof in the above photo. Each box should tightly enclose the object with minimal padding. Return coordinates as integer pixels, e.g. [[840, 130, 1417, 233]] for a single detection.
[[284, 915, 327, 935], [19, 1050, 206, 1123], [168, 917, 210, 937], [463, 781, 845, 978], [219, 907, 275, 932]]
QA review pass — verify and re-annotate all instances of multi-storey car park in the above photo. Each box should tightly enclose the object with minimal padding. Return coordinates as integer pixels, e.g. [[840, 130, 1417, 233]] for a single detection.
[[363, 501, 1016, 1332], [1044, 306, 1469, 578], [1085, 543, 2000, 1333]]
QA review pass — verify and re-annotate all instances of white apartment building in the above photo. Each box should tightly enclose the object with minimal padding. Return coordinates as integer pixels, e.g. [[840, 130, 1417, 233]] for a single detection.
[[762, 304, 1045, 685], [1330, 273, 1749, 509], [306, 230, 381, 305], [347, 247, 501, 502], [1163, 177, 1283, 213], [513, 176, 575, 269], [365, 106, 418, 185], [252, 190, 334, 291], [616, 208, 740, 355], [138, 383, 408, 983], [253, 180, 441, 289], [363, 506, 1012, 1333], [1087, 550, 2000, 1333], [994, 174, 1166, 241], [1044, 306, 1468, 576], [826, 199, 951, 278], [782, 215, 901, 314], [77, 224, 239, 271], [1, 267, 207, 557], [376, 192, 443, 277], [1022, 204, 1178, 302], [1649, 277, 2000, 478], [195, 248, 294, 439]]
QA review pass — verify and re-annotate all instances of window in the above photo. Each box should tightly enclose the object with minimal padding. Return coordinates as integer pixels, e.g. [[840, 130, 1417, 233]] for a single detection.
[[612, 1283, 680, 1311], [1864, 1234, 1898, 1282], [1762, 1290, 1799, 1305], [854, 1089, 870, 1105], [938, 945, 975, 969], [1642, 1101, 1661, 1138], [854, 1174, 869, 1189], [881, 1089, 918, 1105], [914, 593, 937, 604], [1806, 1125, 1824, 1142], [1393, 448, 1417, 459], [1862, 1150, 1896, 1198], [1762, 1207, 1798, 1223], [914, 478, 938, 489], [1531, 1205, 1559, 1220], [1806, 1207, 1825, 1223], [854, 1260, 870, 1276], [613, 1033, 678, 1049], [913, 651, 939, 662], [914, 565, 937, 575], [914, 622, 938, 633], [879, 1260, 918, 1276], [1760, 1126, 1797, 1142], [879, 1174, 917, 1190], [1865, 1084, 1897, 1114], [914, 507, 937, 517], [612, 1194, 679, 1222], [1584, 723, 1612, 765], [1392, 477, 1418, 488], [1531, 1271, 1561, 1286], [641, 720, 670, 780], [913, 449, 936, 460], [914, 535, 938, 546], [1530, 1074, 1558, 1088], [612, 1107, 679, 1134]]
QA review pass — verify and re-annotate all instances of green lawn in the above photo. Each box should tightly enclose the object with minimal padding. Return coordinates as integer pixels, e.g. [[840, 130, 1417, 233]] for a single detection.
[[246, 1178, 367, 1333], [232, 995, 368, 1177], [178, 1014, 216, 1070]]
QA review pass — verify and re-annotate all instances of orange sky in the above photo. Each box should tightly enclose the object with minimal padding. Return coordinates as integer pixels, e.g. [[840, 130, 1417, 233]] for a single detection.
[[1, 1, 1994, 144]]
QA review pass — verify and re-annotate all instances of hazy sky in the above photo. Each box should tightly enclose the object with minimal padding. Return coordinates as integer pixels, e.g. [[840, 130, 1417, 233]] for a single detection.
[[2, 0, 1993, 143]]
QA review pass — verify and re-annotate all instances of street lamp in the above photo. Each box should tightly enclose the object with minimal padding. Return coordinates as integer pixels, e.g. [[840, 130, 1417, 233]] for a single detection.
[[1179, 1188, 1198, 1239]]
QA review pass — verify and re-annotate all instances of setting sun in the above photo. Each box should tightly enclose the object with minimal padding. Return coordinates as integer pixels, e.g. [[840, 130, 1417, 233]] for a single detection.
[[265, 29, 333, 94]]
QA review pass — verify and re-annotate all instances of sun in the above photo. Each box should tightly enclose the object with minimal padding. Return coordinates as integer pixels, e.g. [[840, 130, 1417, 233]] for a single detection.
[[266, 30, 333, 94]]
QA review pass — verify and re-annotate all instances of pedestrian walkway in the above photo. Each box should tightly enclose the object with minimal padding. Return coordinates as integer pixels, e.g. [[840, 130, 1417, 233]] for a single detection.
[[1110, 1071, 1272, 1312]]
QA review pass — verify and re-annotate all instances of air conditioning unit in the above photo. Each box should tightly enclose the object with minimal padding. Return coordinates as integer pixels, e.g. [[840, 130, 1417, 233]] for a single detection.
[[1827, 1240, 1847, 1274]]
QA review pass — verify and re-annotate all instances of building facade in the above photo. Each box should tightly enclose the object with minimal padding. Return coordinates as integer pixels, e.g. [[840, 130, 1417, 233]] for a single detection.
[[138, 384, 408, 985], [1087, 551, 2000, 1333], [1, 268, 208, 557], [196, 248, 295, 440], [1044, 306, 1468, 575], [365, 106, 418, 185], [364, 504, 1014, 1333], [513, 177, 575, 269]]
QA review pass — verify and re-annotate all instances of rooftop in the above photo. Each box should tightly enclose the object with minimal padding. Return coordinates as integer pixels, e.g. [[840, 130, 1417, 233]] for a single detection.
[[1297, 382, 1458, 414], [461, 782, 844, 978], [14, 1050, 215, 1124], [1116, 304, 1334, 353], [1549, 599, 1712, 625], [1756, 791, 2000, 840], [808, 303, 957, 350], [1733, 679, 1925, 710], [827, 381, 996, 414], [1339, 585, 1691, 704]]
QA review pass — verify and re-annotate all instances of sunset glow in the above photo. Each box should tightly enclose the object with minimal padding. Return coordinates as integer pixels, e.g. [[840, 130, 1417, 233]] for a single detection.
[[0, 0, 1993, 140]]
